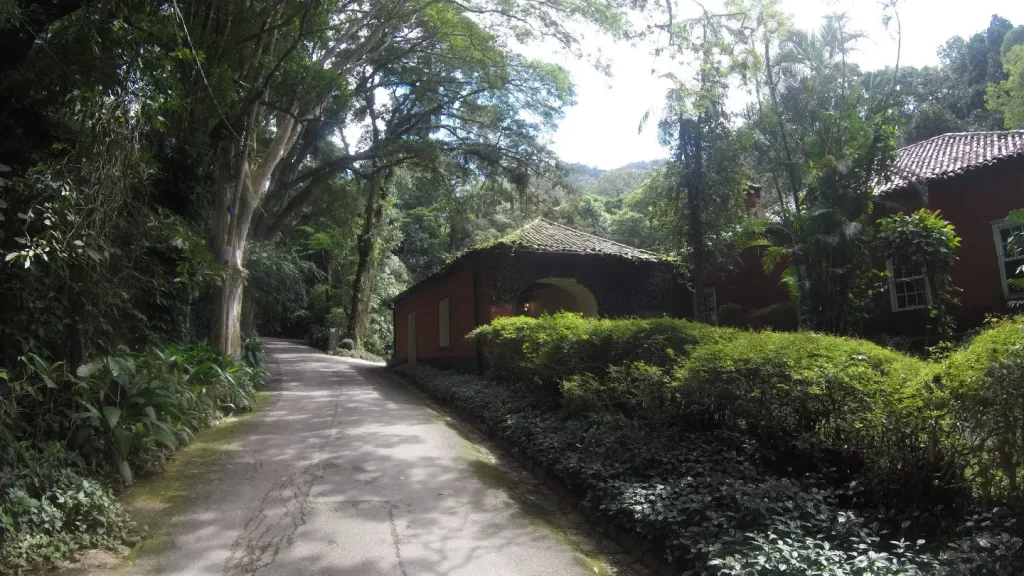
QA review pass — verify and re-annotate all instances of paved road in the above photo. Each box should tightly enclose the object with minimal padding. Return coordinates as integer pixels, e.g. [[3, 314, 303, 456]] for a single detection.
[[146, 339, 595, 575]]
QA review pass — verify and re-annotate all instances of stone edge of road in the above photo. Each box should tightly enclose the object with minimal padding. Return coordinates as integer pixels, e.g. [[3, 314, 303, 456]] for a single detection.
[[359, 360, 663, 576]]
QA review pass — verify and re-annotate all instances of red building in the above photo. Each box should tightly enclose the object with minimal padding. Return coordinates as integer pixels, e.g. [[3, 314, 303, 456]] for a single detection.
[[869, 130, 1024, 334], [711, 130, 1024, 337], [391, 219, 689, 369]]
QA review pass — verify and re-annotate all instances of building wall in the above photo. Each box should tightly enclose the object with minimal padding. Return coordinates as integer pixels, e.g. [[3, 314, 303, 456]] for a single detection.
[[714, 246, 797, 331], [393, 251, 689, 371], [872, 156, 1024, 334], [482, 250, 690, 319], [393, 266, 480, 369]]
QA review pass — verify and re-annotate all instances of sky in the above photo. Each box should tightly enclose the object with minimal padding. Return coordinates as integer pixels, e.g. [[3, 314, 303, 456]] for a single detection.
[[538, 0, 1024, 169]]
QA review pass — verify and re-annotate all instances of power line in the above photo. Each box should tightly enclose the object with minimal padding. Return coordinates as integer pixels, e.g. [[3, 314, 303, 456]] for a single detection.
[[170, 0, 242, 143]]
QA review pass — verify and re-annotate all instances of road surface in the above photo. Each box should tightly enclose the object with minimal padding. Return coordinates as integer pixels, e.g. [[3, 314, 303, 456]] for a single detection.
[[141, 339, 599, 575]]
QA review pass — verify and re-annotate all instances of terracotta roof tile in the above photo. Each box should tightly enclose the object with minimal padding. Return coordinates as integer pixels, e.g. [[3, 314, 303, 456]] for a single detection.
[[493, 218, 663, 261], [878, 130, 1024, 194]]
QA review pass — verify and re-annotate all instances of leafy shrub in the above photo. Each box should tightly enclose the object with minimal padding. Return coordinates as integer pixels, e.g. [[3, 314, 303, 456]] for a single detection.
[[678, 331, 943, 490], [560, 361, 677, 419], [242, 334, 268, 369], [71, 343, 265, 483], [0, 443, 128, 573], [0, 340, 267, 569], [340, 338, 355, 351], [333, 347, 383, 362], [470, 313, 728, 392], [941, 317, 1024, 504]]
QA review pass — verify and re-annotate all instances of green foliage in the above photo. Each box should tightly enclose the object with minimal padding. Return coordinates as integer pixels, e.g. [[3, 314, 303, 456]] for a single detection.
[[403, 315, 1024, 573], [245, 243, 322, 337], [564, 161, 666, 199], [477, 314, 944, 497], [876, 209, 963, 336], [469, 313, 724, 392], [679, 331, 942, 496], [941, 317, 1024, 504], [394, 363, 941, 573], [0, 444, 128, 573], [0, 340, 269, 567], [333, 348, 384, 362], [986, 44, 1024, 128]]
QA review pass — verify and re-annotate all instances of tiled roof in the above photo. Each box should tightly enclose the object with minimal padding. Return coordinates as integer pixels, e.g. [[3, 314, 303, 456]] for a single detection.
[[878, 130, 1024, 194], [491, 218, 663, 261], [392, 219, 665, 302]]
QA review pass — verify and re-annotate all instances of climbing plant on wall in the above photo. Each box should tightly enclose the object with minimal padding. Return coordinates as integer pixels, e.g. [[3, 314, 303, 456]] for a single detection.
[[876, 209, 962, 337]]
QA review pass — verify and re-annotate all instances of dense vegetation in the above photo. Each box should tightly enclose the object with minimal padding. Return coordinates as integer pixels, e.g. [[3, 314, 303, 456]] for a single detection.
[[397, 314, 1024, 574], [3, 0, 1024, 570], [0, 338, 269, 572]]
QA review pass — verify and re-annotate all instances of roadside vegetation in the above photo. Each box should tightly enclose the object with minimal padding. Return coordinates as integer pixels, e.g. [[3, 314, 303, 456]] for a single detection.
[[3, 0, 1024, 572], [396, 314, 1024, 575], [0, 338, 269, 573]]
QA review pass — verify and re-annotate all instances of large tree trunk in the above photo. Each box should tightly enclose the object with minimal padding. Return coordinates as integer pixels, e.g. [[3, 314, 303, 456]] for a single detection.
[[346, 170, 391, 344], [209, 111, 298, 359], [210, 137, 250, 360], [679, 115, 707, 323]]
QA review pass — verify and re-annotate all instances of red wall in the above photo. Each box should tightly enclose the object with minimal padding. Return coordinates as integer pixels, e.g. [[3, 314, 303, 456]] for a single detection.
[[876, 157, 1024, 331], [714, 246, 798, 330], [393, 264, 487, 364]]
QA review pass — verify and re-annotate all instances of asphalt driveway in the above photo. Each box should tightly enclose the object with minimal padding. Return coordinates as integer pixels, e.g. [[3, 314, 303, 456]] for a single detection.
[[137, 339, 599, 576]]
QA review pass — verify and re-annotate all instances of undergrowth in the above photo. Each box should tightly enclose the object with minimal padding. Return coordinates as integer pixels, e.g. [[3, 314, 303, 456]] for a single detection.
[[389, 313, 1024, 574], [0, 335, 270, 573]]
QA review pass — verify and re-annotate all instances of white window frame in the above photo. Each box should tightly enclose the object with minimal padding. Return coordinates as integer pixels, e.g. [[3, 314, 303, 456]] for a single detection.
[[887, 258, 931, 312], [992, 218, 1024, 299], [438, 297, 451, 348]]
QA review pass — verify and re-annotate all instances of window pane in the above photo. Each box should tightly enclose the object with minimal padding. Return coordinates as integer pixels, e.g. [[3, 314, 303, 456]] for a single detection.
[[1005, 261, 1024, 295], [438, 297, 450, 348], [892, 276, 927, 310], [1000, 225, 1024, 257], [891, 259, 924, 281]]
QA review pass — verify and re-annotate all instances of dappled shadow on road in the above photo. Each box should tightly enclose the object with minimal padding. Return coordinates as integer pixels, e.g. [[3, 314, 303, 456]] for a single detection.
[[151, 339, 586, 576]]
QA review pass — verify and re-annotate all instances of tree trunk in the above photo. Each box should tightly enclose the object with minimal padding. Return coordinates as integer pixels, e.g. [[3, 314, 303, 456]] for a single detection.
[[210, 139, 250, 360], [682, 117, 707, 323], [346, 170, 391, 344], [209, 110, 298, 359]]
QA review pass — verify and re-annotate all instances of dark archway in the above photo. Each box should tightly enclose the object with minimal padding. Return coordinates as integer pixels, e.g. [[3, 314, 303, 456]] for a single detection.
[[515, 278, 598, 318]]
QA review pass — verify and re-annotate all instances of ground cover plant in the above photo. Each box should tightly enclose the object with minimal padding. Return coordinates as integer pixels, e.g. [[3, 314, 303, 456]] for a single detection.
[[0, 336, 270, 573], [393, 313, 1024, 574]]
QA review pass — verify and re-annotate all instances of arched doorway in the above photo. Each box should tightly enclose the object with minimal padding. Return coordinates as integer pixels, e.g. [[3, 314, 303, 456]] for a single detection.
[[516, 278, 598, 318]]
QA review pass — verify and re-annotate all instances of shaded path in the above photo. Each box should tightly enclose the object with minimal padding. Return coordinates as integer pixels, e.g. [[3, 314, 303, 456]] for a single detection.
[[142, 339, 597, 575]]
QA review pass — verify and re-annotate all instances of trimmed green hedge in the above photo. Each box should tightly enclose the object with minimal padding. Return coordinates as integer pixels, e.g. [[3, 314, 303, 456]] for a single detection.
[[472, 314, 1024, 508], [942, 317, 1024, 504], [452, 314, 1024, 572], [474, 314, 944, 491], [470, 314, 729, 392], [679, 331, 943, 497]]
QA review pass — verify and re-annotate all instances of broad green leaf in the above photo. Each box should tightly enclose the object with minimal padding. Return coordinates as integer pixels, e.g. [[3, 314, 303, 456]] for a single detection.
[[102, 405, 122, 429]]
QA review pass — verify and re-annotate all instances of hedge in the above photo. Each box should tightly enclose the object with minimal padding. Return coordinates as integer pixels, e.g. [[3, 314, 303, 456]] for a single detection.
[[941, 317, 1024, 505], [448, 314, 1024, 572], [475, 315, 945, 490], [469, 314, 730, 393], [677, 331, 946, 500]]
